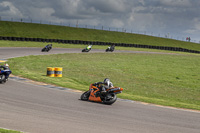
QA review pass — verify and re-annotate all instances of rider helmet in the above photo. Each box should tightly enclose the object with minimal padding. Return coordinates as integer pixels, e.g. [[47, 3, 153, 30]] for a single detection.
[[4, 63, 9, 67], [104, 78, 113, 88]]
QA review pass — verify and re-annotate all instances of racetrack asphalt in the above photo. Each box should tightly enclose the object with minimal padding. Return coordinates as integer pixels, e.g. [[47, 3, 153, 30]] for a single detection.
[[0, 47, 179, 60], [0, 47, 199, 133]]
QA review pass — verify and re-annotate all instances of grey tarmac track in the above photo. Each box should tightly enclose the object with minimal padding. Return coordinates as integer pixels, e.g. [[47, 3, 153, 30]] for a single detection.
[[0, 47, 199, 133], [0, 47, 178, 60]]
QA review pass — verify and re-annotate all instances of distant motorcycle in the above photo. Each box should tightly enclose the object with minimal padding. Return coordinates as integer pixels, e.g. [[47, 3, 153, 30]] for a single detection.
[[0, 64, 12, 84], [82, 45, 92, 52], [81, 83, 123, 105], [106, 45, 115, 52], [41, 44, 52, 52]]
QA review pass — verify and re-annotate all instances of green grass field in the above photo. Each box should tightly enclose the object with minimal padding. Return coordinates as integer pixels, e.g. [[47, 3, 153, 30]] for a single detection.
[[6, 52, 200, 110], [1, 21, 200, 51], [0, 128, 22, 133]]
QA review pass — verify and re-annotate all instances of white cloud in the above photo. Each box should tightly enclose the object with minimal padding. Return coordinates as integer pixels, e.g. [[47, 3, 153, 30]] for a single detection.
[[0, 1, 23, 18], [111, 19, 124, 28], [86, 0, 127, 13], [160, 0, 192, 7], [194, 18, 200, 31], [28, 7, 55, 21], [184, 18, 200, 34]]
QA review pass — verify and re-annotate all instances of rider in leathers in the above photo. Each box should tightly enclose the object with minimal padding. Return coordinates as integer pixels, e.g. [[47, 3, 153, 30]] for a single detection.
[[86, 45, 92, 50], [92, 78, 113, 94], [0, 63, 11, 80]]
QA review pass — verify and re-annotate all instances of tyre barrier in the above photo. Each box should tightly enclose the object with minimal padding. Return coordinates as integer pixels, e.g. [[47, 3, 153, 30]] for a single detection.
[[47, 67, 55, 77], [0, 36, 199, 54]]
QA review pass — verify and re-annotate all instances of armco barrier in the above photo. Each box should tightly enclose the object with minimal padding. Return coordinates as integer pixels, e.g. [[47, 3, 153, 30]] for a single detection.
[[0, 36, 199, 54]]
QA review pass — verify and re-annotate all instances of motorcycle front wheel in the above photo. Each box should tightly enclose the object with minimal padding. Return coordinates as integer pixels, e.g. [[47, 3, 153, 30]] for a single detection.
[[81, 91, 90, 101], [103, 93, 117, 105], [0, 74, 6, 84], [41, 48, 46, 52]]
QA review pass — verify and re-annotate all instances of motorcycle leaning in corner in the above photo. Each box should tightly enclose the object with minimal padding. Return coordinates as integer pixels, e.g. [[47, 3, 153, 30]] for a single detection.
[[82, 45, 92, 52], [41, 44, 52, 52], [0, 63, 12, 84], [106, 44, 115, 52], [81, 79, 123, 105]]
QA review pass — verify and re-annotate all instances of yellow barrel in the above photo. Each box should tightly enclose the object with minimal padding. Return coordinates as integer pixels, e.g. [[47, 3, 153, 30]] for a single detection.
[[47, 67, 55, 77], [55, 67, 63, 77]]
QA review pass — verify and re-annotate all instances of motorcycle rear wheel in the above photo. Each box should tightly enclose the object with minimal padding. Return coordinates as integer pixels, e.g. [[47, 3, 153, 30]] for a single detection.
[[103, 93, 117, 105], [81, 91, 90, 101]]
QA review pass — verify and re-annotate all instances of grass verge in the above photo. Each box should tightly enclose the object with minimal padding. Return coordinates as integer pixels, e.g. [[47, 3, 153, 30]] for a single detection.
[[0, 128, 22, 133], [6, 52, 200, 110]]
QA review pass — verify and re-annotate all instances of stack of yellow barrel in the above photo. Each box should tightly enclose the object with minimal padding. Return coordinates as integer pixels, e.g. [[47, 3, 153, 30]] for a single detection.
[[47, 67, 62, 77]]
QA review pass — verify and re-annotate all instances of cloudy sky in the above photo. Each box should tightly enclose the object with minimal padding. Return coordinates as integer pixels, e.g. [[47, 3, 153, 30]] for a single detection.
[[0, 0, 200, 43]]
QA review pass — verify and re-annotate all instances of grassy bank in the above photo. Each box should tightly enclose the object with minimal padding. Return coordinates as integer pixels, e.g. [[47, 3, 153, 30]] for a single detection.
[[7, 52, 200, 110], [0, 128, 22, 133], [1, 21, 200, 51]]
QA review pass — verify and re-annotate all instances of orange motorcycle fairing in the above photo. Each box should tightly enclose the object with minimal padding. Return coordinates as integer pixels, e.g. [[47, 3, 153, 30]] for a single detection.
[[113, 87, 123, 93], [88, 84, 102, 102], [106, 87, 123, 93]]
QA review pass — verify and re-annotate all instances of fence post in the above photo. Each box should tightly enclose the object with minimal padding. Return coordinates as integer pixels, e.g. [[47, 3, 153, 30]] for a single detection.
[[76, 20, 78, 28]]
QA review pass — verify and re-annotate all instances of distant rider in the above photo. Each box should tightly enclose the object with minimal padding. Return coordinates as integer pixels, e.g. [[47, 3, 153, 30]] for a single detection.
[[86, 45, 92, 50], [0, 63, 11, 80]]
